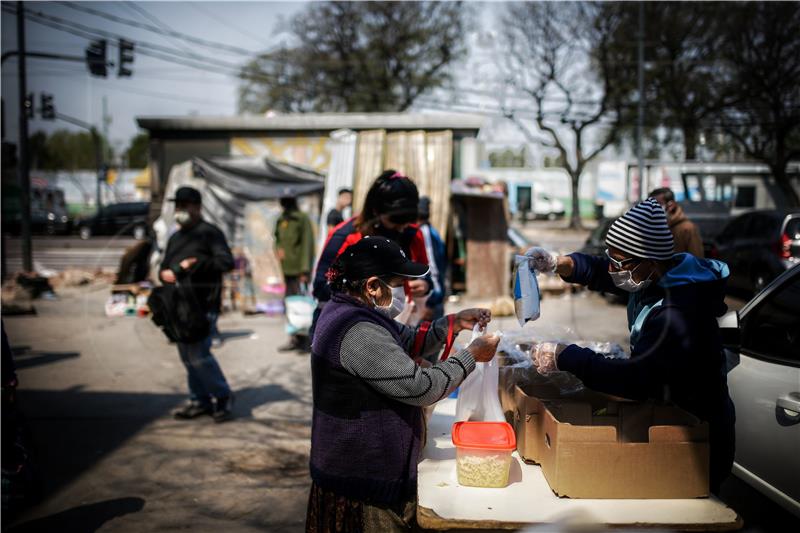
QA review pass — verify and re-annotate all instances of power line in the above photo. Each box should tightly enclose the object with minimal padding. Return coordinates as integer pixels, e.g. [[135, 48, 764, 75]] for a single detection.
[[124, 1, 196, 57], [188, 1, 276, 48], [58, 1, 261, 57]]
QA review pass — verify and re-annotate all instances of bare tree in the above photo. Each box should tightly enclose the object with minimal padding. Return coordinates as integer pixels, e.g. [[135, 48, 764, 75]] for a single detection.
[[498, 2, 624, 229], [718, 2, 800, 206]]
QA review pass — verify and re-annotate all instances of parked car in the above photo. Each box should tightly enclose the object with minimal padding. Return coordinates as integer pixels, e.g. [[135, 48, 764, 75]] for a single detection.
[[719, 265, 800, 517], [579, 217, 617, 257], [710, 210, 800, 295], [76, 202, 150, 240], [532, 193, 565, 220]]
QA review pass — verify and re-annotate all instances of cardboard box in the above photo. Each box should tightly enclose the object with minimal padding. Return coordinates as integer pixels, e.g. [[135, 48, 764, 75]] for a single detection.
[[538, 400, 709, 499], [512, 382, 616, 465]]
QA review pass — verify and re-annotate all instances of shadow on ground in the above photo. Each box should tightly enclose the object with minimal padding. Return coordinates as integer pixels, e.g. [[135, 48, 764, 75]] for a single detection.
[[11, 346, 81, 370], [7, 382, 299, 527], [5, 497, 146, 533]]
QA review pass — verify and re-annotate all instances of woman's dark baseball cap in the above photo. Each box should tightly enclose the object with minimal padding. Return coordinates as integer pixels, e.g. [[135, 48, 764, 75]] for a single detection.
[[340, 236, 429, 281], [168, 186, 202, 205]]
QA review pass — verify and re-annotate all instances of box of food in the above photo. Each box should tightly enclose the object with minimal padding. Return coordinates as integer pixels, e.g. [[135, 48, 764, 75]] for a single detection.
[[512, 382, 617, 465], [538, 400, 709, 499], [451, 421, 516, 488]]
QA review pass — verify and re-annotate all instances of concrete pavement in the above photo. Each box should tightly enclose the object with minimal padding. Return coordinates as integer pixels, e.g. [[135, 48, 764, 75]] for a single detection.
[[3, 280, 791, 531]]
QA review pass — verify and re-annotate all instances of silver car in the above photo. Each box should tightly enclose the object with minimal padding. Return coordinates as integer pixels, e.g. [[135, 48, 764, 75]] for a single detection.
[[721, 264, 800, 517]]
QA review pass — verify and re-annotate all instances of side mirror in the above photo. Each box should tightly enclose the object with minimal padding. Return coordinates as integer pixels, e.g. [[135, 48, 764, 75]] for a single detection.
[[717, 310, 740, 351]]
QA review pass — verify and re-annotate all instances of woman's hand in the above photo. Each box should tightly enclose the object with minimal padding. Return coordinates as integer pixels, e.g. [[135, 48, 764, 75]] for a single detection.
[[467, 334, 501, 363], [454, 308, 492, 333], [408, 279, 428, 296]]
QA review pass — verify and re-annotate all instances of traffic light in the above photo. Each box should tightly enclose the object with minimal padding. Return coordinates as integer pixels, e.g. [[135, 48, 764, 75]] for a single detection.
[[86, 39, 107, 77], [40, 93, 55, 120], [118, 39, 134, 77], [106, 168, 118, 185], [24, 93, 34, 119]]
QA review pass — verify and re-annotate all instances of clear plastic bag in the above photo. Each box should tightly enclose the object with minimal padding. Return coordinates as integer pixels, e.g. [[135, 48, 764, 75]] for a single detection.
[[513, 255, 541, 327], [455, 326, 506, 422]]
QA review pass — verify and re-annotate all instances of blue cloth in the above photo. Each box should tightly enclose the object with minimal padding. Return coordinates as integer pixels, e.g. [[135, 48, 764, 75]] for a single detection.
[[177, 322, 231, 404], [422, 223, 447, 311], [310, 293, 423, 504], [558, 252, 735, 492]]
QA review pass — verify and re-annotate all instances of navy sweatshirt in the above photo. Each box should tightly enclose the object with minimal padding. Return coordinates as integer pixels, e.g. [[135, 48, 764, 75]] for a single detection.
[[558, 252, 736, 492]]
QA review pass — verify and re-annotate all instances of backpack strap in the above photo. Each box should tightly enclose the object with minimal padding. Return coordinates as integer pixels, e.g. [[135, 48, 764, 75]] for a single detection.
[[440, 314, 457, 361]]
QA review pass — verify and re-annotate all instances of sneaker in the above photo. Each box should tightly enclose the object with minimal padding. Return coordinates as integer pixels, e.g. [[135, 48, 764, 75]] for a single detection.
[[173, 401, 212, 420], [212, 395, 234, 423], [277, 341, 300, 352]]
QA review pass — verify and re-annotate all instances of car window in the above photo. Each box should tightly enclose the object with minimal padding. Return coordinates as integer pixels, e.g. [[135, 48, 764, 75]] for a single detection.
[[747, 213, 780, 238], [783, 216, 800, 240], [718, 215, 751, 242], [734, 185, 756, 208], [741, 271, 800, 366]]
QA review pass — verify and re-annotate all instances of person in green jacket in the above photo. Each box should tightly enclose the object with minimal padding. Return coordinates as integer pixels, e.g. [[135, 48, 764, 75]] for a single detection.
[[275, 196, 316, 352]]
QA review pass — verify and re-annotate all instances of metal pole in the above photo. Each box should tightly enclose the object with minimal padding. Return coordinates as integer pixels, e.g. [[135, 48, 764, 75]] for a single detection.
[[636, 1, 646, 201], [92, 127, 103, 211], [16, 1, 32, 272]]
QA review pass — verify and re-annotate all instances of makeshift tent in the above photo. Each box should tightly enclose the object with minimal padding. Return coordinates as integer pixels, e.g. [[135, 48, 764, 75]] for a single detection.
[[150, 156, 324, 310]]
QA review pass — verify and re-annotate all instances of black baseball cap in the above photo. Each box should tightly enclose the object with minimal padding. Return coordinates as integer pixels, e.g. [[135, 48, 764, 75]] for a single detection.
[[168, 186, 202, 205], [340, 236, 429, 281]]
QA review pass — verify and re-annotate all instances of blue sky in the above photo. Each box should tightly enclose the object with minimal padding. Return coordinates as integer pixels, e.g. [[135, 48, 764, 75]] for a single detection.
[[2, 1, 307, 153]]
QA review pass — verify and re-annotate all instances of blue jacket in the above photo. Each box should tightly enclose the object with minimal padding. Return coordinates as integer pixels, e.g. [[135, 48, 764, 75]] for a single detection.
[[421, 223, 447, 309], [558, 252, 735, 492]]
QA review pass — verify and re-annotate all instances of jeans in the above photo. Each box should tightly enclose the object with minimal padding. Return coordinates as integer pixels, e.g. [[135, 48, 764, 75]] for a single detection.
[[177, 334, 230, 405]]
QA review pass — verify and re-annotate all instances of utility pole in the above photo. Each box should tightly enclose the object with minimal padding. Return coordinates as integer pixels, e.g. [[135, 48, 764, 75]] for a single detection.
[[636, 1, 646, 202], [102, 95, 111, 161], [16, 1, 32, 272]]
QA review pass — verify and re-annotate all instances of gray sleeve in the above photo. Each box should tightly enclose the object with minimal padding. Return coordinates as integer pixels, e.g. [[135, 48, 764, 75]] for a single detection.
[[396, 316, 450, 363], [340, 322, 476, 407]]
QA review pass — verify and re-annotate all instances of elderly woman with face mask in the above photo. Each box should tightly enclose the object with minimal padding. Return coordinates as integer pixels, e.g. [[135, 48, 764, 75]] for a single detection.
[[306, 236, 499, 533], [526, 198, 735, 495]]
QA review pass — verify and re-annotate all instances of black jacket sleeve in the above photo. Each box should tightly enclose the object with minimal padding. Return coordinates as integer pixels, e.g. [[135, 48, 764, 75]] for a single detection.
[[562, 252, 626, 296], [193, 226, 234, 275], [557, 305, 689, 401], [313, 224, 350, 302]]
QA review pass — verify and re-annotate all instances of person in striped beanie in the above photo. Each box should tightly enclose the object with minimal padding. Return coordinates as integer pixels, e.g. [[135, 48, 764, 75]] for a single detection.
[[526, 198, 735, 494]]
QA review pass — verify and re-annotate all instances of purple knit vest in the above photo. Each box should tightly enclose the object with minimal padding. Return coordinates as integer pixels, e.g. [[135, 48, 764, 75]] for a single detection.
[[309, 294, 423, 504]]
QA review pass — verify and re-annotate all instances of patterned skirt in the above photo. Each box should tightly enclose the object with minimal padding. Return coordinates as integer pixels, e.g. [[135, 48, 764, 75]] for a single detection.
[[304, 482, 419, 533]]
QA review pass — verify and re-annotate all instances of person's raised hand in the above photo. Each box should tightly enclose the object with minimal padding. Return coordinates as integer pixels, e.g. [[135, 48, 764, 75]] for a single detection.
[[160, 269, 176, 284], [525, 247, 558, 274], [179, 257, 198, 271], [467, 334, 501, 363], [408, 279, 428, 296], [454, 308, 492, 333]]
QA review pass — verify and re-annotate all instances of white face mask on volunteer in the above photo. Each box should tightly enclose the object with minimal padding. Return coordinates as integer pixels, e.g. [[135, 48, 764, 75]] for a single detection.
[[372, 281, 406, 319], [174, 210, 192, 227], [609, 263, 653, 293]]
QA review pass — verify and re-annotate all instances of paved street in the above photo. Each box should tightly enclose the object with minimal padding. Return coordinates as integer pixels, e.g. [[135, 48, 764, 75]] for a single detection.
[[2, 278, 795, 531], [3, 236, 137, 274]]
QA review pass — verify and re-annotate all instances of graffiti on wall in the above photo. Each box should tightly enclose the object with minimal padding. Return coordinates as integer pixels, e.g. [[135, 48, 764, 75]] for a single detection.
[[231, 137, 332, 172]]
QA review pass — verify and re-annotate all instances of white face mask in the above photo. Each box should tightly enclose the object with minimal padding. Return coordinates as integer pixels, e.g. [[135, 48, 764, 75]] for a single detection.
[[609, 263, 653, 293], [372, 282, 406, 319], [174, 210, 192, 227]]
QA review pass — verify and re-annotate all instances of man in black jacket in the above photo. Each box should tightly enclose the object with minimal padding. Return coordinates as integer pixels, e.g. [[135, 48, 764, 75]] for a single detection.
[[160, 186, 234, 422]]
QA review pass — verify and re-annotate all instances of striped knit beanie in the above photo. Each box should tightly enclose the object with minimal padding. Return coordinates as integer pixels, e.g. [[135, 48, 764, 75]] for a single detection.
[[605, 198, 674, 260]]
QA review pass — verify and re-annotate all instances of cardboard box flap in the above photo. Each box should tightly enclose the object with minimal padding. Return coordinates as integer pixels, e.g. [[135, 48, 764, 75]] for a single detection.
[[649, 424, 709, 442], [543, 402, 618, 443]]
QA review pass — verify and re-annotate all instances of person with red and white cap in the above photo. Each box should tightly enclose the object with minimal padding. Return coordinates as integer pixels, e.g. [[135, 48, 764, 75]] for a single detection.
[[526, 197, 735, 494]]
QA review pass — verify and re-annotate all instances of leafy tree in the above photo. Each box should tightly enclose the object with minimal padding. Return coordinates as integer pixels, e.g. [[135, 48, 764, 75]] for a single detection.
[[126, 133, 149, 168], [28, 129, 107, 171], [238, 1, 470, 113]]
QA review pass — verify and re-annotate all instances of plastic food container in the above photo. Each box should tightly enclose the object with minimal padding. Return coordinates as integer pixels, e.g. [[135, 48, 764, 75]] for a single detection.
[[451, 421, 516, 488]]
